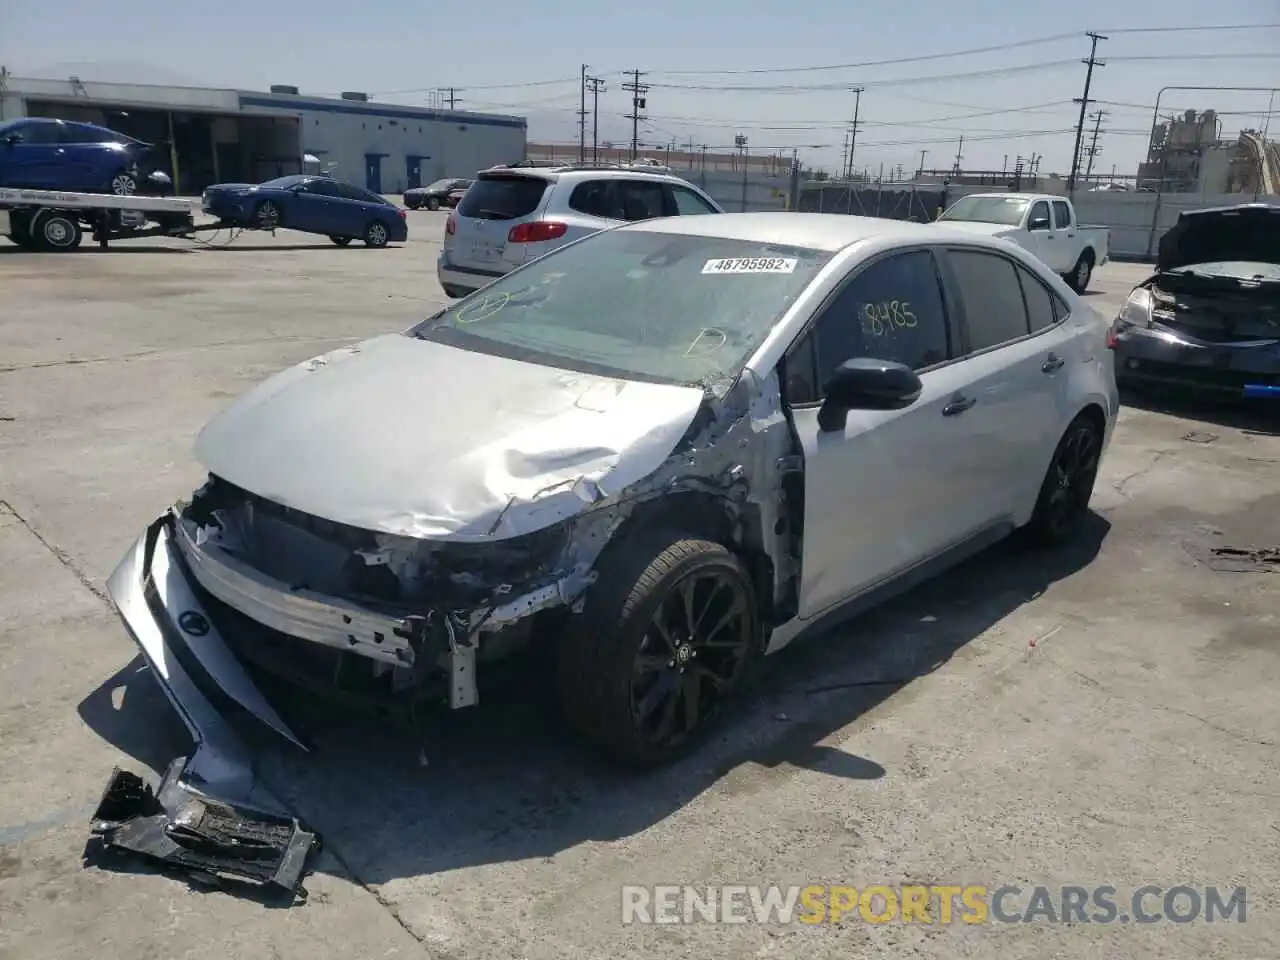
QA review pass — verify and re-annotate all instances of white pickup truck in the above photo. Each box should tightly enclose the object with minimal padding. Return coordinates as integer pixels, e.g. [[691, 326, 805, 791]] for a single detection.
[[935, 193, 1110, 292]]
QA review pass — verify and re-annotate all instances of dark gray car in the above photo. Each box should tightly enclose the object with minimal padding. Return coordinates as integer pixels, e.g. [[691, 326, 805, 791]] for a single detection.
[[404, 177, 472, 210]]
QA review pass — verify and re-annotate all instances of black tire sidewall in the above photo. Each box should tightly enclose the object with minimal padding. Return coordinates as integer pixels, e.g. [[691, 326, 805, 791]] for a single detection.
[[557, 530, 760, 765], [427, 197, 441, 211], [1026, 415, 1102, 545], [365, 221, 389, 247], [32, 210, 81, 250]]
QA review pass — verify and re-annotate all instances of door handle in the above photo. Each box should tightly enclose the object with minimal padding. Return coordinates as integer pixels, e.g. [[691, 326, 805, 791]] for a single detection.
[[942, 395, 976, 416], [1042, 353, 1066, 373]]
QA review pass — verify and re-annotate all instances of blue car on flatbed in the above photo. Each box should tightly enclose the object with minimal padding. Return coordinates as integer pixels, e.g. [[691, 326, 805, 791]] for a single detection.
[[0, 117, 154, 195], [202, 174, 409, 247]]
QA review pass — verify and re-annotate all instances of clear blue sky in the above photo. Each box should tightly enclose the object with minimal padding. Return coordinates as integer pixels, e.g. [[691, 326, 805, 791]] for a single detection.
[[3, 0, 1278, 178]]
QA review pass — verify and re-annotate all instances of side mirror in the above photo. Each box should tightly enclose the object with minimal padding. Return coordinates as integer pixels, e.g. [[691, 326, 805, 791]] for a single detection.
[[817, 358, 922, 432], [3, 134, 21, 146], [1028, 216, 1050, 231]]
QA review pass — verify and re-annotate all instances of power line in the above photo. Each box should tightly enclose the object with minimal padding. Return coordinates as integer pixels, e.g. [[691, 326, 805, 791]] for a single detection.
[[646, 59, 1083, 93], [1068, 32, 1106, 195], [622, 69, 649, 162]]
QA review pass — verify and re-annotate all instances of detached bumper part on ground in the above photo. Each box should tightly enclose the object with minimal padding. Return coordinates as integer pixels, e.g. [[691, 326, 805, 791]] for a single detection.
[[95, 515, 320, 900]]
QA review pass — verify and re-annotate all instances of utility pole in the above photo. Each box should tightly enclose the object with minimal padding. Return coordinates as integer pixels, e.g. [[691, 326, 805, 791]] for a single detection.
[[586, 74, 606, 163], [736, 133, 749, 211], [577, 64, 588, 163], [440, 87, 461, 110], [1068, 31, 1107, 195], [622, 70, 648, 162], [1083, 108, 1109, 180], [840, 131, 850, 181], [952, 135, 964, 174], [917, 149, 927, 176], [846, 86, 864, 179]]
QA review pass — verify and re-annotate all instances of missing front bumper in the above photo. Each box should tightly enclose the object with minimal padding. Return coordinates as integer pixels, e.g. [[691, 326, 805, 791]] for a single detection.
[[98, 515, 319, 898]]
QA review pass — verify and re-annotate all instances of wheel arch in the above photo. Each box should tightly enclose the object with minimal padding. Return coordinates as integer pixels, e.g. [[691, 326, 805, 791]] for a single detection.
[[596, 490, 776, 637]]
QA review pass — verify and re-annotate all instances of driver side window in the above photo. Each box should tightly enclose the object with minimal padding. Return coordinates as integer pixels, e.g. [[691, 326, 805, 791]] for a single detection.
[[784, 250, 952, 405], [1028, 200, 1051, 231]]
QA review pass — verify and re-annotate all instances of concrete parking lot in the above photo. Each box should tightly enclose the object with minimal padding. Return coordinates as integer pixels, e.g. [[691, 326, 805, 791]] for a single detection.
[[0, 216, 1277, 960]]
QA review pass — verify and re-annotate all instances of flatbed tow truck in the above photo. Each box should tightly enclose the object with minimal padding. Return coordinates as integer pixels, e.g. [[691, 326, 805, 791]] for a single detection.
[[0, 187, 230, 251]]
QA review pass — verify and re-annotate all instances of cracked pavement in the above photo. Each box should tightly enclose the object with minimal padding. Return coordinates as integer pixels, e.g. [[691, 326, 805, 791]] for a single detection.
[[1, 228, 1277, 959]]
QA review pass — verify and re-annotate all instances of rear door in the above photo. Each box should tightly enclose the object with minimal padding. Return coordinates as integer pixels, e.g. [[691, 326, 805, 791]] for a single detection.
[[936, 247, 1075, 521], [1049, 199, 1078, 271], [448, 172, 550, 273], [332, 182, 385, 235]]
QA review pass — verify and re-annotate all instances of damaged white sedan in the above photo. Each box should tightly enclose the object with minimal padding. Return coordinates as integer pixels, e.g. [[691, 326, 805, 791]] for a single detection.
[[109, 213, 1119, 774]]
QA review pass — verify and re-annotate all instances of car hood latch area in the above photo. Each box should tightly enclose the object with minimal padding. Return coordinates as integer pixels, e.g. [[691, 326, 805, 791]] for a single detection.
[[87, 760, 321, 902]]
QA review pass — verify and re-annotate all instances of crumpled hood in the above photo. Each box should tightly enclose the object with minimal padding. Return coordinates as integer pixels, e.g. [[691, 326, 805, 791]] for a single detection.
[[934, 221, 1018, 241], [1158, 202, 1280, 272], [193, 334, 706, 541]]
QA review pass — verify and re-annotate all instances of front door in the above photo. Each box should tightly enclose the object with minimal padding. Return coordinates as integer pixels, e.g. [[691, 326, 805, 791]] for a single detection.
[[364, 154, 383, 194], [1023, 198, 1055, 268], [785, 248, 986, 619]]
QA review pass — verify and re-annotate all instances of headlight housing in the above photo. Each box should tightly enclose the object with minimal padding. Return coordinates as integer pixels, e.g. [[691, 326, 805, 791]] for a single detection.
[[1116, 287, 1154, 329]]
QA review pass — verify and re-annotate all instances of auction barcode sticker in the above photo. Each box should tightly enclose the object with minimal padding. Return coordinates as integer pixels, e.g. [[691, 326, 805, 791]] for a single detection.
[[702, 257, 797, 274]]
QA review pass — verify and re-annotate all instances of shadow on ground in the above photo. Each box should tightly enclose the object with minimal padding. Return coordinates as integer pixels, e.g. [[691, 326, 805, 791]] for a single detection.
[[1122, 388, 1280, 437], [80, 514, 1110, 890]]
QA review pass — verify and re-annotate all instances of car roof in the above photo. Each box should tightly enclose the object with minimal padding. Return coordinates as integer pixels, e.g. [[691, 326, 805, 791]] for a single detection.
[[479, 165, 694, 186], [621, 212, 994, 253]]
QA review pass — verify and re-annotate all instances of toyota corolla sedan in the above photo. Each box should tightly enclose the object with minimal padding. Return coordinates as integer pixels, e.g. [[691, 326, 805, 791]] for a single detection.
[[109, 214, 1118, 785]]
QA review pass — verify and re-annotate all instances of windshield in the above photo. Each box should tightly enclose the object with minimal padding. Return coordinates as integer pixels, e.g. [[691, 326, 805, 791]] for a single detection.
[[410, 229, 833, 388], [939, 196, 1031, 226], [424, 179, 454, 191]]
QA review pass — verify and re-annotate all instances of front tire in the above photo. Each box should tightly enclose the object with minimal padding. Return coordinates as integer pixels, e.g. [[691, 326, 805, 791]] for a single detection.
[[109, 171, 138, 196], [254, 200, 282, 231], [556, 530, 760, 766], [1023, 413, 1103, 546], [426, 196, 441, 211], [364, 220, 389, 247]]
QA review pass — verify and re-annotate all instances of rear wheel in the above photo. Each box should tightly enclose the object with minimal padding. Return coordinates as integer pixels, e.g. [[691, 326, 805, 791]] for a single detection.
[[364, 221, 389, 248], [29, 210, 83, 251], [405, 199, 422, 210], [556, 530, 760, 766], [1023, 413, 1103, 546], [426, 196, 441, 211], [1066, 251, 1094, 293], [254, 200, 282, 231], [329, 235, 352, 246]]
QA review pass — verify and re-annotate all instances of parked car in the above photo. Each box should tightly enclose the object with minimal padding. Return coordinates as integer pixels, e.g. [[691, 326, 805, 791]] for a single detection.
[[109, 213, 1117, 772], [201, 175, 408, 247], [0, 117, 154, 195], [437, 164, 724, 298], [936, 193, 1109, 292], [404, 177, 472, 210], [1109, 202, 1280, 399], [444, 184, 469, 208]]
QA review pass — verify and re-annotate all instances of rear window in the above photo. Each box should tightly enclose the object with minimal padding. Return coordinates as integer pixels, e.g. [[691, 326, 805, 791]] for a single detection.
[[457, 175, 548, 220]]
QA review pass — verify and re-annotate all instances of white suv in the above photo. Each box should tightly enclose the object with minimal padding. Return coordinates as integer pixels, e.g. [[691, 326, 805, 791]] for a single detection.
[[436, 163, 724, 298]]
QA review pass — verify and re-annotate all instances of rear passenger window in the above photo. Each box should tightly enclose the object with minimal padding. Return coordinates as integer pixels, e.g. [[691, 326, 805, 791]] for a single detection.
[[1052, 200, 1073, 228], [948, 250, 1030, 351], [457, 176, 547, 220], [1016, 264, 1057, 332], [617, 180, 667, 221], [568, 180, 624, 219], [670, 186, 719, 215], [785, 250, 951, 404]]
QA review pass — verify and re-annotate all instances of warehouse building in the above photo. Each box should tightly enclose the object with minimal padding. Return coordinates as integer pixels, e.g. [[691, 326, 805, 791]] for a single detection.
[[0, 75, 527, 195]]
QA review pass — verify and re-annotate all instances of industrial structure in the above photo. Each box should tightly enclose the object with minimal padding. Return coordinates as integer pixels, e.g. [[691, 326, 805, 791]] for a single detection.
[[0, 75, 527, 195], [1137, 108, 1279, 194]]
